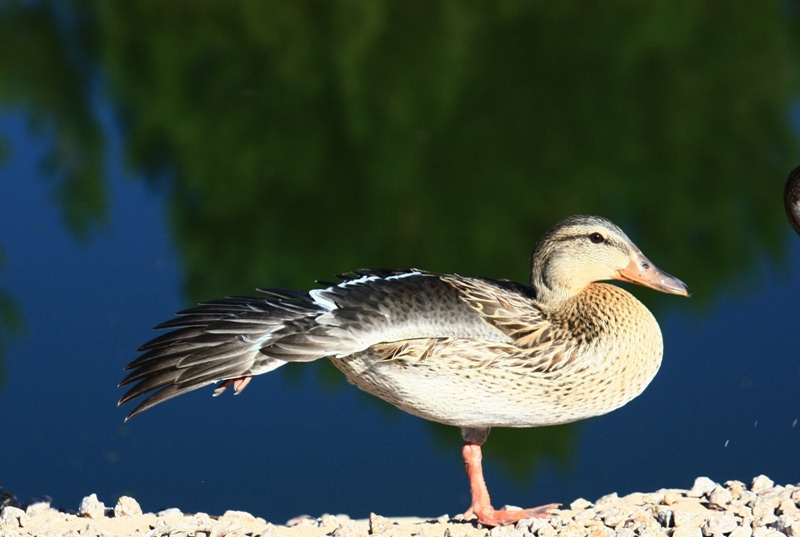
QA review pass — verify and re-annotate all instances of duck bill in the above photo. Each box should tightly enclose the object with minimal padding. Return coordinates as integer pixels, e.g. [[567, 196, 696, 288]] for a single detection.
[[614, 251, 691, 297]]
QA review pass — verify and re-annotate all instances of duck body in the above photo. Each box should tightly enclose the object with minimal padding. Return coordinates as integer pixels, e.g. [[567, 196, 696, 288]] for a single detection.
[[120, 214, 689, 526], [332, 274, 663, 429]]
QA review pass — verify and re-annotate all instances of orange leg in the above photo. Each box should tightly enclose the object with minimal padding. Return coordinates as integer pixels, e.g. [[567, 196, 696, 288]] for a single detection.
[[212, 376, 253, 397], [462, 442, 558, 526]]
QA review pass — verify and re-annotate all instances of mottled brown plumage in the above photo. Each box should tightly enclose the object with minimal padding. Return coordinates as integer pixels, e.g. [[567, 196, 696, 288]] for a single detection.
[[120, 214, 689, 526]]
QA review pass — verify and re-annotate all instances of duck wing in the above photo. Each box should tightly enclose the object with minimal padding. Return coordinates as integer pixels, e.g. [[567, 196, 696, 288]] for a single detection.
[[268, 270, 514, 359], [440, 275, 559, 349], [120, 270, 514, 419]]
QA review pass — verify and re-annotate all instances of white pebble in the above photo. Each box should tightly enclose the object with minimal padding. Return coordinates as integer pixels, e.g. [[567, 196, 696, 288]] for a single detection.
[[77, 494, 106, 519], [0, 506, 29, 529], [730, 527, 753, 537], [536, 523, 557, 537], [114, 496, 142, 517], [673, 527, 703, 537], [751, 476, 775, 493], [688, 477, 717, 498], [709, 485, 733, 507], [703, 514, 738, 536], [752, 528, 785, 537], [570, 498, 593, 511]]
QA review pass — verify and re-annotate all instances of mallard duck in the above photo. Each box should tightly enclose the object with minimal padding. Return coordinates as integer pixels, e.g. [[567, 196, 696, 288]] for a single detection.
[[120, 214, 689, 526], [785, 164, 800, 235]]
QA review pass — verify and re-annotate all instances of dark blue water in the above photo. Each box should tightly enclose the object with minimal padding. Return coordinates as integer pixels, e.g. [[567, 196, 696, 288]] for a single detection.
[[1, 104, 798, 521], [1, 1, 800, 522]]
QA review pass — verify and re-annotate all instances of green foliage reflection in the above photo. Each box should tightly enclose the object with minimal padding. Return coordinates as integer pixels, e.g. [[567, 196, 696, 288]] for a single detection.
[[1, 0, 799, 483]]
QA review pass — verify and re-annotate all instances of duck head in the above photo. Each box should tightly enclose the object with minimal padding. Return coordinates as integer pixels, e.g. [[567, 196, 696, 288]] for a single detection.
[[529, 215, 690, 304]]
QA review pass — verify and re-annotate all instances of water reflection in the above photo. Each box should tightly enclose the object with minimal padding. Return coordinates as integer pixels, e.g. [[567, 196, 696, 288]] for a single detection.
[[0, 0, 799, 521]]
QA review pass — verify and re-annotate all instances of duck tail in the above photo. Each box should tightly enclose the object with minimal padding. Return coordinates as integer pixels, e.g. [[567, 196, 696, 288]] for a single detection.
[[118, 289, 332, 421]]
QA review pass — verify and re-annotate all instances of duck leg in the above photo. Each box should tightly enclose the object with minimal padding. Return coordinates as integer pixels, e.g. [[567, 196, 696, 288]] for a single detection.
[[461, 427, 558, 526], [212, 375, 253, 397]]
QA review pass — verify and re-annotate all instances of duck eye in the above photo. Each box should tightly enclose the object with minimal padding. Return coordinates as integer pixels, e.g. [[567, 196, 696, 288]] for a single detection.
[[589, 232, 605, 244]]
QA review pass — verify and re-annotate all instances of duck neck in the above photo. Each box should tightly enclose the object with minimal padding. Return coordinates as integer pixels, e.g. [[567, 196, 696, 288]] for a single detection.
[[529, 252, 580, 311]]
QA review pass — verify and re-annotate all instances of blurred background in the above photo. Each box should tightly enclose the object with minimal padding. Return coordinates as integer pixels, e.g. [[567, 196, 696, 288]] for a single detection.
[[1, 0, 800, 522]]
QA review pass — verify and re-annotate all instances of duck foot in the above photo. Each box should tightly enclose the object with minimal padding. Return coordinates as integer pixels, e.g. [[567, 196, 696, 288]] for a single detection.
[[463, 503, 558, 526], [462, 442, 559, 526], [212, 376, 252, 396]]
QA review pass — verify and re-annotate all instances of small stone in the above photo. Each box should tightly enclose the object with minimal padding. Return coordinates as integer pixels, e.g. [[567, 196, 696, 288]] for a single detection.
[[689, 478, 718, 498], [752, 528, 784, 537], [753, 514, 778, 528], [559, 523, 585, 537], [600, 507, 626, 527], [753, 496, 782, 518], [157, 507, 183, 516], [571, 498, 593, 511], [370, 513, 392, 535], [575, 509, 599, 524], [0, 506, 29, 529], [775, 513, 800, 536], [448, 525, 489, 537], [519, 518, 549, 534], [780, 488, 798, 503], [726, 482, 748, 500], [596, 493, 620, 508], [703, 514, 738, 536], [639, 527, 668, 537], [78, 494, 106, 519], [634, 518, 664, 535], [643, 492, 666, 505], [588, 528, 614, 537], [673, 527, 703, 537], [615, 529, 636, 537], [319, 514, 341, 529], [25, 498, 53, 517], [710, 486, 734, 508], [664, 492, 685, 506], [655, 507, 673, 528], [536, 523, 557, 537], [113, 496, 142, 517], [415, 524, 445, 537], [489, 525, 521, 537], [779, 501, 800, 515], [193, 512, 212, 523], [633, 509, 657, 526], [220, 510, 256, 523], [674, 510, 708, 528], [333, 520, 367, 537], [730, 527, 753, 537], [770, 487, 787, 498], [624, 493, 646, 506], [739, 492, 759, 507], [157, 507, 184, 523], [260, 522, 281, 537], [751, 477, 775, 493], [775, 514, 797, 529]]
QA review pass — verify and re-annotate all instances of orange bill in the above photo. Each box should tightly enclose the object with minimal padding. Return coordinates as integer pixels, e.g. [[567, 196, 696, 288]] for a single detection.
[[614, 250, 690, 297]]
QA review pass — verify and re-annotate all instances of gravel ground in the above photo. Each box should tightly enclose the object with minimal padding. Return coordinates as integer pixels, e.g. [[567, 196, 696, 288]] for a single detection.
[[1, 475, 798, 537]]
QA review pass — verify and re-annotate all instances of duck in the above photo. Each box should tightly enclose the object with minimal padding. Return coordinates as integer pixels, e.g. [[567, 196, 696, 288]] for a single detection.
[[119, 214, 690, 526], [785, 164, 800, 235]]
